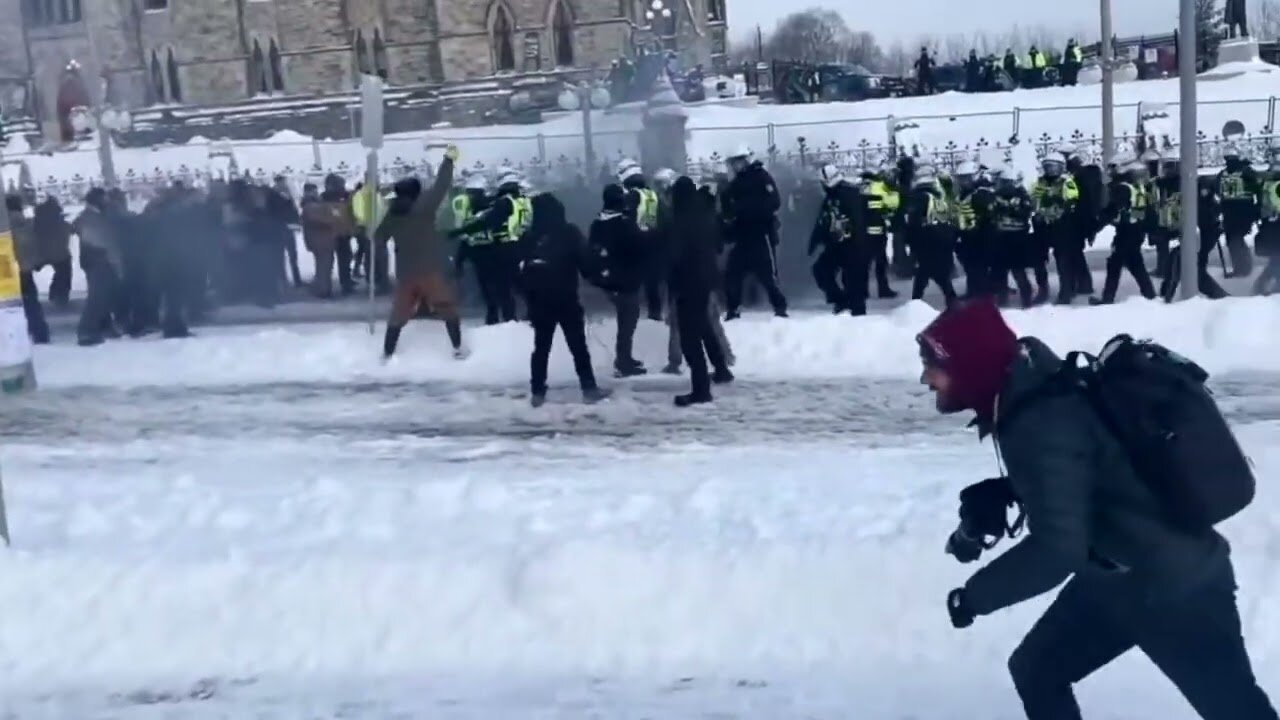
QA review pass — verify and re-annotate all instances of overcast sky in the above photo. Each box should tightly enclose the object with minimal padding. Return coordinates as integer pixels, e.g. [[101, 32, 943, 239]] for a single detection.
[[728, 0, 1181, 45]]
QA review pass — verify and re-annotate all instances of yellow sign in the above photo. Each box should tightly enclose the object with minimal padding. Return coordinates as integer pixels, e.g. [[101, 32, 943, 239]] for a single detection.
[[0, 232, 19, 302]]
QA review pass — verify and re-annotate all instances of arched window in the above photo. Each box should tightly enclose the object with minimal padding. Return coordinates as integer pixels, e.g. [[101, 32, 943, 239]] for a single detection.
[[491, 4, 516, 72], [659, 0, 677, 37], [354, 30, 372, 75], [167, 49, 183, 102], [268, 39, 285, 92], [373, 29, 389, 80], [251, 40, 269, 94], [707, 0, 724, 22], [149, 51, 166, 102], [551, 0, 574, 67], [25, 0, 45, 27]]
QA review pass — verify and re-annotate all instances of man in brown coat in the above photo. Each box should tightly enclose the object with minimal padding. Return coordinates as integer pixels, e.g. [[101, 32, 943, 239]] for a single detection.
[[303, 175, 356, 298], [375, 145, 463, 359]]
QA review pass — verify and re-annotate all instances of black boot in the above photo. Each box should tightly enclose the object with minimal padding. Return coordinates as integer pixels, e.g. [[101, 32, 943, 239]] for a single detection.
[[675, 391, 713, 407]]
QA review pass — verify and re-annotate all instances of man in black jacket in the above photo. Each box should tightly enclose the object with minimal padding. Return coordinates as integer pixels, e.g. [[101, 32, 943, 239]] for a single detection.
[[519, 193, 609, 407], [809, 165, 870, 315], [669, 176, 733, 406], [588, 184, 648, 377], [918, 299, 1276, 720], [722, 148, 787, 319]]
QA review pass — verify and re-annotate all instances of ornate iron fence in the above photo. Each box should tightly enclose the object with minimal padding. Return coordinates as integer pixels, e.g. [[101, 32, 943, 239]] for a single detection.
[[6, 115, 1277, 209]]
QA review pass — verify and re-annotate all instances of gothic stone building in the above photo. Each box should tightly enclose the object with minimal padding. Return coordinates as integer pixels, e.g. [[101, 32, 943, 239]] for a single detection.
[[0, 0, 728, 132]]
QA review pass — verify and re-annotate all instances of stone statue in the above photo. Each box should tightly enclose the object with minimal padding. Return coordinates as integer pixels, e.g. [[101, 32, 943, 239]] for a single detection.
[[1224, 0, 1249, 38]]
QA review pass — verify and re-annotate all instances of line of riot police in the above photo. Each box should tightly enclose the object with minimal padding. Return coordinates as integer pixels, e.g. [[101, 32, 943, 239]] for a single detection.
[[802, 142, 1280, 312]]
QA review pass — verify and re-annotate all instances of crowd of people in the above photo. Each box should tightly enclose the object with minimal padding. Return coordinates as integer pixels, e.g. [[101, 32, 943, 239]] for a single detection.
[[7, 171, 413, 347], [804, 140, 1280, 315], [9, 135, 1279, 403], [914, 39, 1087, 94]]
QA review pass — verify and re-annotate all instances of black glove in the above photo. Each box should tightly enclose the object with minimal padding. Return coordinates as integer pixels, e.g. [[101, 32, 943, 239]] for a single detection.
[[947, 588, 975, 629]]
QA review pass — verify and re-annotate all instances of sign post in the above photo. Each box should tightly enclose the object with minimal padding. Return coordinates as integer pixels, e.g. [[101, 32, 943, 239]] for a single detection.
[[360, 74, 385, 335], [0, 148, 37, 546]]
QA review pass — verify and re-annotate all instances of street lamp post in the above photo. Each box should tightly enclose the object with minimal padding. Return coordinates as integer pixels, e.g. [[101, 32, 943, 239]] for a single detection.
[[71, 105, 132, 188], [1100, 0, 1115, 166], [558, 81, 612, 181], [1178, 0, 1200, 299]]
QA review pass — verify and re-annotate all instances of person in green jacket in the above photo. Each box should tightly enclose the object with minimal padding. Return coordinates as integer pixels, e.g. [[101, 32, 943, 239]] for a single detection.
[[917, 299, 1276, 720]]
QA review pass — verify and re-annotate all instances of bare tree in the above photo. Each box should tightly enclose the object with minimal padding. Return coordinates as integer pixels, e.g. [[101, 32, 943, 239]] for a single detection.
[[883, 39, 912, 76], [942, 33, 971, 64], [846, 31, 885, 70], [765, 8, 853, 63]]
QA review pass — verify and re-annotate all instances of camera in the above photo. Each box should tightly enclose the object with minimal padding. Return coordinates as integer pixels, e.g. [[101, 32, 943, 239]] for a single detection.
[[944, 476, 1024, 563]]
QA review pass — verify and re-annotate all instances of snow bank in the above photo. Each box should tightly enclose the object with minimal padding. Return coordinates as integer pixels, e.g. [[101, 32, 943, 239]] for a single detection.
[[0, 428, 1276, 715], [32, 296, 1280, 389]]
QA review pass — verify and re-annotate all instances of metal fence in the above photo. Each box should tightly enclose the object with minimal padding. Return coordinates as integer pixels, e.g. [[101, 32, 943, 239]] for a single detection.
[[6, 95, 1278, 207]]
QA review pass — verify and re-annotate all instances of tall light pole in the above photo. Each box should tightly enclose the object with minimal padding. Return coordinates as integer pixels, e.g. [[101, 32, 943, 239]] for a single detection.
[[1100, 0, 1115, 166], [1178, 0, 1200, 299]]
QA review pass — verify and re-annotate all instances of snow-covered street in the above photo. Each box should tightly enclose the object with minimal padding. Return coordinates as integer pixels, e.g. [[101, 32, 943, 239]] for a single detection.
[[0, 299, 1277, 717]]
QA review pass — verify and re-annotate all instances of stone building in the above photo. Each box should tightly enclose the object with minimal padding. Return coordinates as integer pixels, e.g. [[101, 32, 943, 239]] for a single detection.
[[0, 0, 728, 134]]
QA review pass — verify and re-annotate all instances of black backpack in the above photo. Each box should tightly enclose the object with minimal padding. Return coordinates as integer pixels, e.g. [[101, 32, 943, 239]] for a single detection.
[[1013, 334, 1255, 533]]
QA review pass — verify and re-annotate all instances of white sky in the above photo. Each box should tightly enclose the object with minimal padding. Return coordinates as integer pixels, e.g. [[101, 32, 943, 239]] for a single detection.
[[728, 0, 1181, 46]]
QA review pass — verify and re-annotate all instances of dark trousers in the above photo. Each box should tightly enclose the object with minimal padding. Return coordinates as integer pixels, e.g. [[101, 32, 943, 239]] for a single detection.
[[644, 257, 665, 320], [19, 271, 49, 343], [1099, 234, 1156, 302], [472, 244, 518, 324], [814, 242, 875, 312], [676, 291, 728, 397], [1224, 225, 1254, 277], [284, 232, 303, 287], [1009, 564, 1276, 720], [869, 233, 893, 295], [1068, 234, 1092, 293], [529, 296, 596, 395], [910, 242, 958, 303], [335, 236, 355, 293], [1050, 231, 1088, 303], [725, 236, 787, 315], [813, 242, 870, 314], [1162, 239, 1229, 302], [610, 289, 641, 368], [40, 257, 72, 306], [78, 262, 119, 343], [991, 235, 1035, 307], [891, 230, 914, 278]]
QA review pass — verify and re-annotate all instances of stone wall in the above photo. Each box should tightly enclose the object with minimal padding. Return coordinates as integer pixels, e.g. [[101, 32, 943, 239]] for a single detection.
[[0, 0, 719, 140]]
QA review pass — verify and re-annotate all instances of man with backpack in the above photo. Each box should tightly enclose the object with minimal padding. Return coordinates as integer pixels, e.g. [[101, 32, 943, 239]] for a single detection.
[[917, 299, 1275, 720]]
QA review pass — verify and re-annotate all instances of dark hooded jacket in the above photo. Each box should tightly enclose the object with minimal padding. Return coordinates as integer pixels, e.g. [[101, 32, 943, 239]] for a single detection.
[[518, 193, 587, 300], [587, 184, 645, 292], [668, 176, 722, 299], [918, 300, 1229, 618]]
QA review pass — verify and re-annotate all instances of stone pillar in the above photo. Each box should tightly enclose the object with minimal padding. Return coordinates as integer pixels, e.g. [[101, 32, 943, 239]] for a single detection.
[[640, 71, 688, 174]]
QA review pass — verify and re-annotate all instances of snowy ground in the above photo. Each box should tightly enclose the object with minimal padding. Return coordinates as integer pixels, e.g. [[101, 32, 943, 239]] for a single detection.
[[1, 299, 1278, 717]]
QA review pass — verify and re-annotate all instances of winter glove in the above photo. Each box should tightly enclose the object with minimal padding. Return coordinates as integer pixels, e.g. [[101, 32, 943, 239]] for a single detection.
[[444, 145, 460, 162], [947, 588, 975, 629]]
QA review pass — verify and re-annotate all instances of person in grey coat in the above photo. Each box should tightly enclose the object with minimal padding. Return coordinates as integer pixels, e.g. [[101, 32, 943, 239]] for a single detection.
[[917, 299, 1276, 720], [74, 188, 124, 347]]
